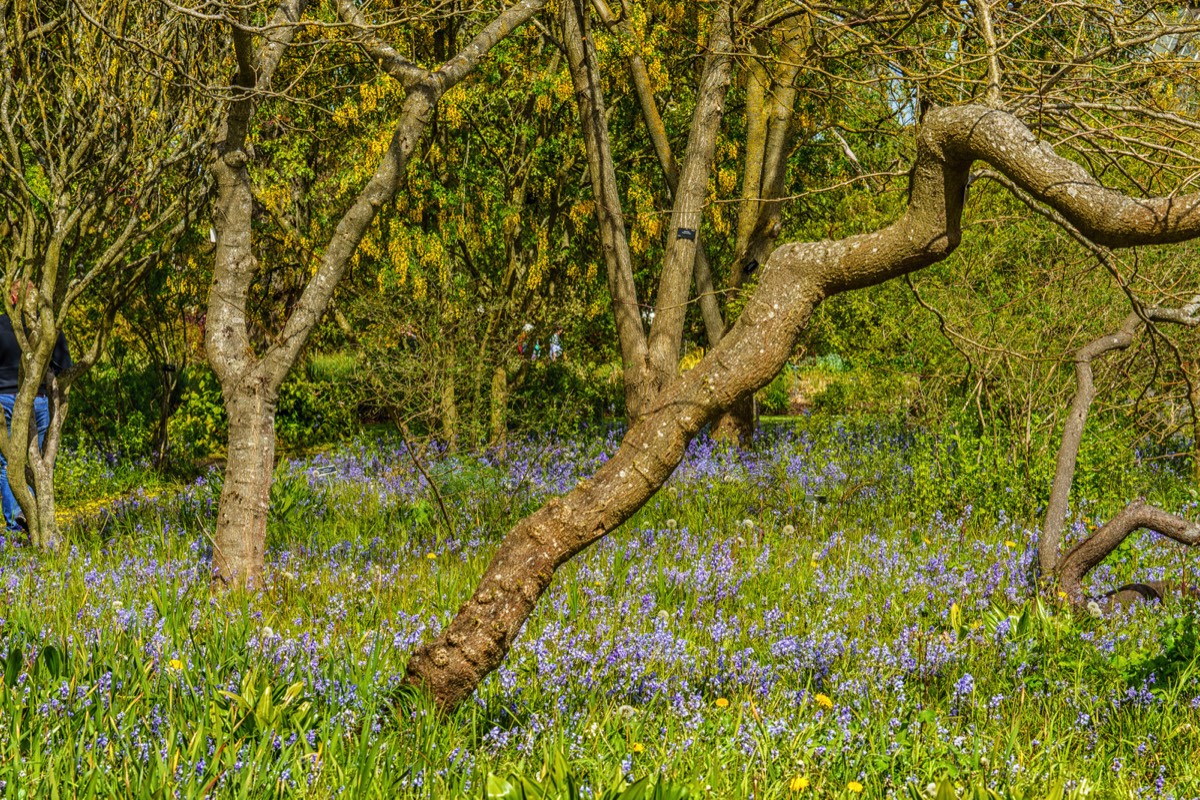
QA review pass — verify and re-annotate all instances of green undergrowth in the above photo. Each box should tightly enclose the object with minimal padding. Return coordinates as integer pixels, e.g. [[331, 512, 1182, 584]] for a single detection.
[[2, 417, 1198, 797]]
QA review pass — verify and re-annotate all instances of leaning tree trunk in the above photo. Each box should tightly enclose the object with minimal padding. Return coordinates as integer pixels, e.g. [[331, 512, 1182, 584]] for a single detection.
[[212, 386, 278, 587], [406, 105, 1200, 710], [1038, 301, 1200, 606]]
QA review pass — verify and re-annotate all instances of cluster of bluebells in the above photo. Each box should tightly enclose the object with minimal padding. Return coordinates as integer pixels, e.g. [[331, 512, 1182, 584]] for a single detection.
[[1, 422, 1198, 795]]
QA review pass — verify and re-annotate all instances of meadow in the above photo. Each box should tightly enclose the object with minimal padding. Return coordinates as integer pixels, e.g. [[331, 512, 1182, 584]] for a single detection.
[[2, 417, 1199, 799]]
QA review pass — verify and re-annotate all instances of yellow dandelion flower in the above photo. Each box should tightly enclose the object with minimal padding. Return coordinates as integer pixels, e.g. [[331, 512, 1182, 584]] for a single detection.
[[848, 781, 864, 793], [426, 552, 436, 560], [789, 774, 810, 792], [814, 693, 833, 710], [168, 658, 184, 671], [631, 742, 645, 753], [1004, 540, 1017, 549], [715, 697, 729, 708]]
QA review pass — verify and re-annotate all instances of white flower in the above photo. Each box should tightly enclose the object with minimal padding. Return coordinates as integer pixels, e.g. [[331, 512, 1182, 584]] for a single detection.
[[112, 601, 123, 612], [741, 518, 755, 529], [263, 626, 275, 639], [616, 704, 638, 720], [665, 518, 678, 530], [782, 524, 796, 536], [1086, 600, 1103, 619], [735, 536, 745, 546]]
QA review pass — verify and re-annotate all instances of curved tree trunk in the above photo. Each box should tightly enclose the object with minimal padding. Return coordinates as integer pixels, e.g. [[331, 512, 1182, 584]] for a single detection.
[[406, 104, 1200, 710], [1037, 301, 1200, 608], [1057, 500, 1200, 607]]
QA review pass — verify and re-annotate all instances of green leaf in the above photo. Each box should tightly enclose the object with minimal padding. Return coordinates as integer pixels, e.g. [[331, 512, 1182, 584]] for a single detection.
[[3, 646, 21, 687], [40, 644, 63, 679], [486, 773, 516, 799]]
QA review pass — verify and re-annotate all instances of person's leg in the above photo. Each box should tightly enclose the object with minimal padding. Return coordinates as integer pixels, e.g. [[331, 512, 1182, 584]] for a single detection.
[[0, 395, 17, 530], [14, 396, 51, 526], [34, 395, 48, 449]]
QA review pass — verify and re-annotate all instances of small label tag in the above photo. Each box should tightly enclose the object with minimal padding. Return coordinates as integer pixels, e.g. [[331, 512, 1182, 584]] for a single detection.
[[676, 227, 696, 241]]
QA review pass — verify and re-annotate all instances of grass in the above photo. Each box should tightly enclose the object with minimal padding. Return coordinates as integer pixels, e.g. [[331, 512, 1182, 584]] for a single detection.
[[2, 417, 1199, 798]]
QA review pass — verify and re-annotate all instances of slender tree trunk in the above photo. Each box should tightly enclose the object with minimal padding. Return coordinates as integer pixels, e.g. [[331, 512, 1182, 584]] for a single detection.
[[212, 386, 278, 587], [561, 0, 653, 420], [489, 365, 508, 447], [153, 366, 177, 468], [566, 0, 732, 419], [1188, 360, 1200, 487], [591, 0, 725, 347], [441, 349, 459, 452], [645, 4, 732, 389], [715, 15, 807, 443]]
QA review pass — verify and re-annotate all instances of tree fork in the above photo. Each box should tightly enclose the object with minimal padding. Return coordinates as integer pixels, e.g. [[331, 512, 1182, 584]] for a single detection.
[[206, 0, 546, 587], [1039, 302, 1200, 577], [1034, 300, 1200, 610]]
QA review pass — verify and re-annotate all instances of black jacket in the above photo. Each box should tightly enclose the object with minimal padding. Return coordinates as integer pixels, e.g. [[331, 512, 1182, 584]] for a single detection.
[[0, 314, 72, 395]]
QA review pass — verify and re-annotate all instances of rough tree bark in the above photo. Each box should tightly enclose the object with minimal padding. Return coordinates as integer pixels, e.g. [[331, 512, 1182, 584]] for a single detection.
[[405, 105, 1200, 710], [207, 0, 546, 586], [1036, 301, 1200, 607]]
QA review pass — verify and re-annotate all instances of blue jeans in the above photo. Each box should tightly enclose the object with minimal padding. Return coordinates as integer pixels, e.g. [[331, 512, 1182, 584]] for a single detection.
[[0, 394, 49, 530]]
